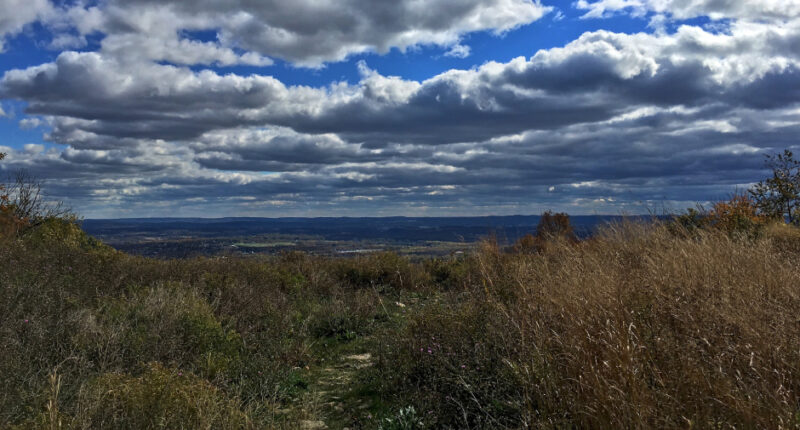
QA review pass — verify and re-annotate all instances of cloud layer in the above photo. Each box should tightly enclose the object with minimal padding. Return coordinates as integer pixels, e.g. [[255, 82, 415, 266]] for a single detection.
[[1, 0, 799, 217]]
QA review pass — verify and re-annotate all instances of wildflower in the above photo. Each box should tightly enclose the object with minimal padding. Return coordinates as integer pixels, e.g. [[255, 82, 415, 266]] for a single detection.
[[23, 319, 29, 323], [178, 371, 183, 376], [461, 364, 466, 369]]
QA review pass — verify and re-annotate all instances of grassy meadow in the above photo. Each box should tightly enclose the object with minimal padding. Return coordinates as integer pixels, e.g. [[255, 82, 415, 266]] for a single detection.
[[2, 216, 800, 429]]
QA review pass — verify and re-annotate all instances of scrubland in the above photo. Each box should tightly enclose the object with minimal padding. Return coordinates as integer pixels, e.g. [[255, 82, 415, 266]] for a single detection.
[[2, 218, 800, 429]]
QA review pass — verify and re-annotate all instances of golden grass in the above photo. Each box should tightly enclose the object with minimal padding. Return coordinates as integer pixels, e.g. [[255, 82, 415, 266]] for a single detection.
[[379, 222, 800, 428]]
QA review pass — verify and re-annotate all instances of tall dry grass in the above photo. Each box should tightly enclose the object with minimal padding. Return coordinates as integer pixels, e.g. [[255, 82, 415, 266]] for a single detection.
[[378, 221, 800, 428]]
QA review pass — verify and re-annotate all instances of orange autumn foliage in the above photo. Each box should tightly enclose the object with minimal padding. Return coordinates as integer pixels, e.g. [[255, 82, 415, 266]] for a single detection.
[[707, 192, 767, 234]]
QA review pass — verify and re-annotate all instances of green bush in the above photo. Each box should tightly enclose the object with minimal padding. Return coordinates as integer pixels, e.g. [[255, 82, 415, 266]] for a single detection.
[[307, 290, 381, 340], [74, 363, 249, 429], [81, 283, 242, 373], [334, 252, 427, 291]]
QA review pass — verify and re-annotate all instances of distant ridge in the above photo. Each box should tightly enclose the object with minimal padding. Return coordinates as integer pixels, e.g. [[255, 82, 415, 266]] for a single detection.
[[83, 215, 657, 243]]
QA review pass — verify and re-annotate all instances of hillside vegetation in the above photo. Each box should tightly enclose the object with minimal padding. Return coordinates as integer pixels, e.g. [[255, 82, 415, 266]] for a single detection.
[[2, 215, 800, 429]]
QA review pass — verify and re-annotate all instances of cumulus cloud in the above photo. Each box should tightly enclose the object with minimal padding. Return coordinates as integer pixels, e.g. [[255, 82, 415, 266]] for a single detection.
[[5, 20, 800, 145]]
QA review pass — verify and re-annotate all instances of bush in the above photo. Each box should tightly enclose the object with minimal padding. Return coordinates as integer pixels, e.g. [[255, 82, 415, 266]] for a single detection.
[[334, 251, 428, 291], [671, 193, 767, 239], [79, 283, 242, 373], [73, 363, 249, 429]]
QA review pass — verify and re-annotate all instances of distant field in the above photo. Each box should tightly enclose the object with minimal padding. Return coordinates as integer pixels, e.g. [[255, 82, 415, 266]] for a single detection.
[[81, 215, 643, 258], [233, 241, 301, 248]]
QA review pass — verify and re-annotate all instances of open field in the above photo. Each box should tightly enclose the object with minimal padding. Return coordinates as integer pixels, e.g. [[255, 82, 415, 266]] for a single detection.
[[2, 219, 800, 428], [80, 216, 634, 258]]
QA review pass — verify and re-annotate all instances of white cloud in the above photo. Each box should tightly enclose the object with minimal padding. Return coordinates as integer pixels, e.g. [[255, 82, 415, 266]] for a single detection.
[[444, 44, 472, 58], [0, 0, 52, 51], [575, 0, 800, 22]]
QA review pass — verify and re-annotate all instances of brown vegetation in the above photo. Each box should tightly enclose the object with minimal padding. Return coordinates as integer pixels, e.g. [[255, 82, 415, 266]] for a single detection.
[[376, 222, 800, 428]]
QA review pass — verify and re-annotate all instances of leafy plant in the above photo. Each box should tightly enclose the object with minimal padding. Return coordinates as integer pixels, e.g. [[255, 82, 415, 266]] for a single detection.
[[378, 406, 424, 430]]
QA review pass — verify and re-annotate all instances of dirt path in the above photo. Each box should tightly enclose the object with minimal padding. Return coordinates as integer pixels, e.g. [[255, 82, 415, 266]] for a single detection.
[[297, 346, 377, 429]]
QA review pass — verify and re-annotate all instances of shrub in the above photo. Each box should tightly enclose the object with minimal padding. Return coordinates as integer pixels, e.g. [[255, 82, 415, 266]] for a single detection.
[[707, 192, 767, 236], [82, 283, 242, 373], [535, 210, 577, 241], [307, 290, 381, 340], [335, 251, 427, 291], [1, 168, 73, 237], [671, 193, 767, 239], [73, 363, 249, 429], [423, 256, 474, 290]]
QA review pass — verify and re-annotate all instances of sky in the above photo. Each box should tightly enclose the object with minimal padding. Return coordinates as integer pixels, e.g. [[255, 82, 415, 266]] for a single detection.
[[0, 0, 799, 218]]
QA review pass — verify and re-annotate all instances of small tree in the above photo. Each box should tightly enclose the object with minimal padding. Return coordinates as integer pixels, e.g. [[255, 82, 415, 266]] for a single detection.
[[5, 170, 71, 227], [514, 211, 577, 253], [535, 211, 577, 242], [0, 154, 72, 236], [749, 150, 800, 224]]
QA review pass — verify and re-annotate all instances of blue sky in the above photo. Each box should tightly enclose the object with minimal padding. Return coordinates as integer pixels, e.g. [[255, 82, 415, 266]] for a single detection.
[[0, 0, 798, 217]]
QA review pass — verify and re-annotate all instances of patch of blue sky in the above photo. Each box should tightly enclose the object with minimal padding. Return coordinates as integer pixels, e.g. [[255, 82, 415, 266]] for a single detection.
[[0, 101, 49, 150]]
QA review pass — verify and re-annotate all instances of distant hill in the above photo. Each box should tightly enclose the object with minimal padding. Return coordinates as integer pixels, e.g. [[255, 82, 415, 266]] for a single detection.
[[82, 215, 656, 244]]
